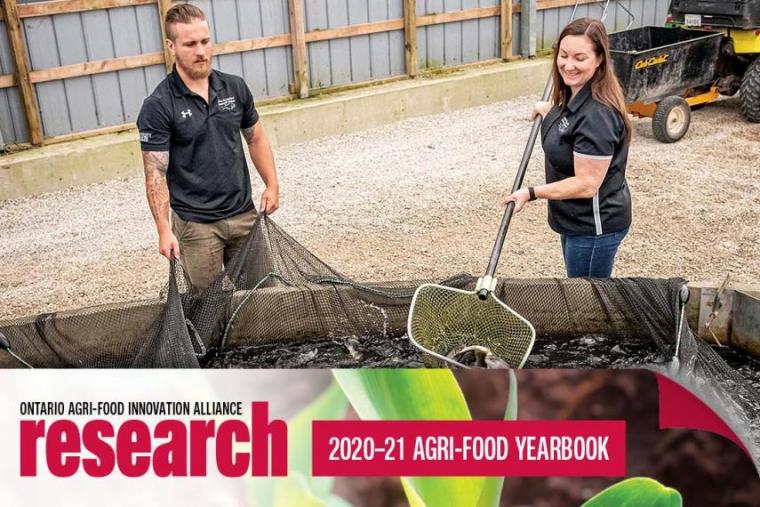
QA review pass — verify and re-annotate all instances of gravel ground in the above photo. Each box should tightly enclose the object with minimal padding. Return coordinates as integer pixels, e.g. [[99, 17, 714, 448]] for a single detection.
[[1, 94, 758, 320]]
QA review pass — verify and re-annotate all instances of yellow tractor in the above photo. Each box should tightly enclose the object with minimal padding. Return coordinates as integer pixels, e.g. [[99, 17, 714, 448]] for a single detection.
[[608, 1, 760, 142], [669, 0, 760, 122]]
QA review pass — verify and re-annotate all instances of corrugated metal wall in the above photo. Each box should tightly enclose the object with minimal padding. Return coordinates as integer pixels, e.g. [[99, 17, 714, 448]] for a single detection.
[[536, 0, 669, 52], [15, 0, 293, 139], [22, 3, 166, 137], [304, 0, 406, 89], [0, 0, 669, 144], [416, 0, 504, 68], [0, 21, 28, 145], [200, 0, 293, 99]]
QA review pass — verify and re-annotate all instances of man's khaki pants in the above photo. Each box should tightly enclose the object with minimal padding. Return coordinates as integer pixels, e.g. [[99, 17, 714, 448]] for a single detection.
[[171, 208, 257, 291]]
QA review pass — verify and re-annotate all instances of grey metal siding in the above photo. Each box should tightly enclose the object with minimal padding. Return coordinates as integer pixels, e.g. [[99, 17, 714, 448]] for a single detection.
[[417, 0, 501, 69], [200, 0, 292, 99], [305, 0, 405, 89], [22, 6, 158, 136], [535, 0, 670, 53], [0, 21, 30, 144], [1, 0, 671, 143], [15, 0, 293, 139]]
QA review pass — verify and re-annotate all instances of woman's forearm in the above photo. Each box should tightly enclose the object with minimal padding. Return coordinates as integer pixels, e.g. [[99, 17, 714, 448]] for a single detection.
[[534, 176, 599, 200]]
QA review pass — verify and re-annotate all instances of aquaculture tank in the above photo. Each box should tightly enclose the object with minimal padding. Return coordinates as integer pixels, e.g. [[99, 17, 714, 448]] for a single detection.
[[0, 216, 758, 471]]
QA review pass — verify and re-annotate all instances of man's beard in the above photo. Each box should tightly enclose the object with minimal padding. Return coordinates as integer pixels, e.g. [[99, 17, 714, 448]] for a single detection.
[[178, 57, 211, 79]]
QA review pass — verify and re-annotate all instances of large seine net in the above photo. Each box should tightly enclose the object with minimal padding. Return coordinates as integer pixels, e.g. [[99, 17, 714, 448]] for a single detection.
[[0, 214, 757, 470]]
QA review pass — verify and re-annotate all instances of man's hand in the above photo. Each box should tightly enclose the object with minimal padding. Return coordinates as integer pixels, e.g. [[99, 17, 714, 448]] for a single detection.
[[531, 101, 552, 121], [244, 122, 280, 215], [501, 188, 531, 213], [158, 230, 180, 259], [259, 184, 280, 215]]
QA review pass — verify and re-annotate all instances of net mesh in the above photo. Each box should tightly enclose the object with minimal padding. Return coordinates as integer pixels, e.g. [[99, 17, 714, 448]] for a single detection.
[[408, 285, 535, 368], [0, 214, 757, 469]]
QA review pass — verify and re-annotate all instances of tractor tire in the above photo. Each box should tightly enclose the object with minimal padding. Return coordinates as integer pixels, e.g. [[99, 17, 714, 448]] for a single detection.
[[652, 96, 691, 143], [740, 58, 760, 123]]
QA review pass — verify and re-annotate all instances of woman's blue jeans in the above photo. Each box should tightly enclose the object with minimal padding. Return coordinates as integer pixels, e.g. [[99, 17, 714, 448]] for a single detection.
[[560, 228, 628, 278]]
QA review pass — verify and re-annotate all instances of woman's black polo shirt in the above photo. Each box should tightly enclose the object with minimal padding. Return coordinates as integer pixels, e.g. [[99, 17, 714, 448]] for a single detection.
[[540, 83, 631, 236], [137, 68, 258, 223]]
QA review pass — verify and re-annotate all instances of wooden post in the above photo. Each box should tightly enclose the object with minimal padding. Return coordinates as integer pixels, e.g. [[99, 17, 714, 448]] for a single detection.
[[157, 0, 173, 72], [500, 0, 513, 60], [288, 0, 309, 98], [403, 0, 417, 77], [1, 0, 42, 145]]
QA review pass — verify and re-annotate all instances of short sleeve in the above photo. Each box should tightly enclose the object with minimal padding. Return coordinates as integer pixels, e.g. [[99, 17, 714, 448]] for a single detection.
[[137, 97, 171, 151], [573, 105, 623, 160], [239, 80, 259, 129]]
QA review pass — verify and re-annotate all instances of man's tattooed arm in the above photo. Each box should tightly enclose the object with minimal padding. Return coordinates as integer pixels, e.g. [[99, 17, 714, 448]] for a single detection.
[[242, 126, 255, 144], [142, 151, 171, 231]]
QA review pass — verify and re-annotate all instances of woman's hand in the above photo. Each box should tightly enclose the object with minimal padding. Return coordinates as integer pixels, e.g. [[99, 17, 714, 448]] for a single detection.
[[531, 101, 552, 121], [501, 188, 531, 213]]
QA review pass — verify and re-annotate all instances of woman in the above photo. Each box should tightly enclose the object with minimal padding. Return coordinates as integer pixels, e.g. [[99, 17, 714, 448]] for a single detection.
[[502, 17, 632, 278]]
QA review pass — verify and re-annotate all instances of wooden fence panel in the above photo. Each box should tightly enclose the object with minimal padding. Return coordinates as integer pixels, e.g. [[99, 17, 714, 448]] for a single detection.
[[387, 0, 404, 76], [417, 0, 501, 69], [21, 4, 161, 136], [24, 16, 70, 135], [213, 0, 244, 77], [325, 0, 351, 87], [55, 12, 98, 132], [368, 1, 391, 79], [0, 20, 28, 144], [348, 0, 371, 83], [0, 0, 670, 145], [256, 0, 291, 98], [81, 9, 123, 128], [238, 0, 269, 98], [109, 6, 151, 123], [304, 0, 330, 88], [135, 4, 164, 90]]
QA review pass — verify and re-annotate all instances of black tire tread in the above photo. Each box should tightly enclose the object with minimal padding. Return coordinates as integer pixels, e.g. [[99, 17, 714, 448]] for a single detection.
[[740, 58, 760, 123], [652, 96, 691, 144]]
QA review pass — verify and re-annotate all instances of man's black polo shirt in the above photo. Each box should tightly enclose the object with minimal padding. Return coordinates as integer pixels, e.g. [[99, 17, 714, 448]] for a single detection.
[[540, 83, 631, 236], [137, 68, 258, 223]]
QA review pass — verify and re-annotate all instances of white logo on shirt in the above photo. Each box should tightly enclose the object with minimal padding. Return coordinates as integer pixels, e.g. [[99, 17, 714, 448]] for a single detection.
[[181, 109, 192, 119], [218, 97, 236, 112], [139, 132, 151, 142], [558, 117, 570, 133]]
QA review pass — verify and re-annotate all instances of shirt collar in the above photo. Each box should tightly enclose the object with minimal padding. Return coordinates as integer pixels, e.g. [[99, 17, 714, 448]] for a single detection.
[[566, 81, 593, 113], [169, 66, 224, 98]]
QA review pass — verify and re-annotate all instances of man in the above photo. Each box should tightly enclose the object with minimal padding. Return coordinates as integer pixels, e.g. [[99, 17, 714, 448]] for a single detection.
[[137, 3, 279, 290]]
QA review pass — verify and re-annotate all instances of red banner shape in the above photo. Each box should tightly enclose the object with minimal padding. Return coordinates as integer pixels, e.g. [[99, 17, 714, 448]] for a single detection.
[[312, 420, 626, 477], [655, 373, 749, 457]]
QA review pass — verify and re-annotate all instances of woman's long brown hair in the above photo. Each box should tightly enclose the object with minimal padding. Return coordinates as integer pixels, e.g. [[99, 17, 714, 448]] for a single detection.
[[551, 17, 632, 144]]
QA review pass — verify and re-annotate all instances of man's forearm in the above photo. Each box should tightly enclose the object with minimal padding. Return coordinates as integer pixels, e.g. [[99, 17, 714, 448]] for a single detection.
[[142, 151, 172, 233], [243, 124, 278, 188]]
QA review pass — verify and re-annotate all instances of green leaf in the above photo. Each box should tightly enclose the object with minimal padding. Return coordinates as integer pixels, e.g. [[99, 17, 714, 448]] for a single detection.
[[332, 369, 483, 507], [247, 382, 350, 507], [476, 370, 518, 507], [582, 477, 683, 507], [271, 473, 353, 507]]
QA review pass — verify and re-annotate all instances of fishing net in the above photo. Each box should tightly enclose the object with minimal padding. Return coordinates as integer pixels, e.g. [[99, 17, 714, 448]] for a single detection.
[[408, 285, 536, 368], [0, 215, 419, 369], [0, 214, 757, 469]]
